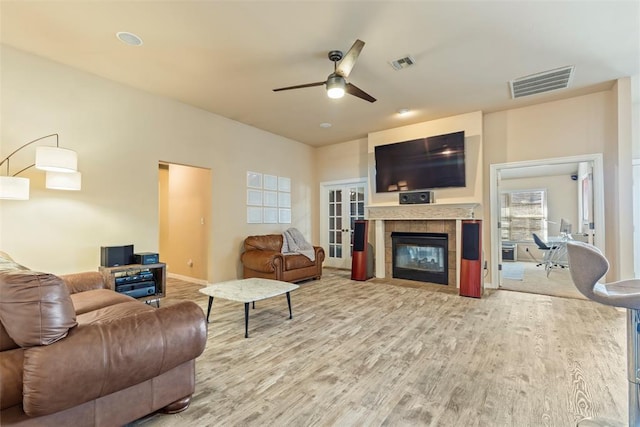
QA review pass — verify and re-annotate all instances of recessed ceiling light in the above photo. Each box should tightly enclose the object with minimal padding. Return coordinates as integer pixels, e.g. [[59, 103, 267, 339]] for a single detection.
[[320, 122, 332, 128], [397, 108, 410, 115], [116, 32, 143, 46]]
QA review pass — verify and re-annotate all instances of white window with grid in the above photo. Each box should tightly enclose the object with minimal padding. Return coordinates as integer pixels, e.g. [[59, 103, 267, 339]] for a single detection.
[[500, 189, 547, 242]]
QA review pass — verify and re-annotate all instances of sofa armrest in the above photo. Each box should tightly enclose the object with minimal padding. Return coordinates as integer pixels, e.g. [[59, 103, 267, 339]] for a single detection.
[[21, 301, 207, 417], [60, 271, 107, 294], [241, 250, 284, 273], [313, 246, 325, 264]]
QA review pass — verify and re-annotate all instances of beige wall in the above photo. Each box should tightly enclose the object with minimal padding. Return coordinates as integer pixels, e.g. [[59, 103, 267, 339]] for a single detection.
[[482, 91, 630, 281], [613, 78, 634, 278], [0, 46, 318, 281], [316, 138, 368, 183]]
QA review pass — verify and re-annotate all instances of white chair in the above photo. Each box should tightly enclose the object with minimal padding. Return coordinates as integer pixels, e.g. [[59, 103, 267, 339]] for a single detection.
[[566, 241, 640, 426]]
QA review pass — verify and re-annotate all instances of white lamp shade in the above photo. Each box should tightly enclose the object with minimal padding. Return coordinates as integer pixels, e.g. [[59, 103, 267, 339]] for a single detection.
[[0, 176, 30, 200], [36, 146, 78, 172], [46, 171, 82, 191]]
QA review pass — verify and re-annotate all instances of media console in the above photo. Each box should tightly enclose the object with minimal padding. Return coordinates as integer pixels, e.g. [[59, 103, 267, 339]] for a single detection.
[[99, 262, 166, 304]]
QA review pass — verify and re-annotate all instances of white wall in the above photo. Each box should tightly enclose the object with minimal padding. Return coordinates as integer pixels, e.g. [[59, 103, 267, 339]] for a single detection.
[[0, 46, 318, 281]]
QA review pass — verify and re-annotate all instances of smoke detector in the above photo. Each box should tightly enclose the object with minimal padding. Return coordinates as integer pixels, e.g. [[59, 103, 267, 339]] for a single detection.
[[389, 55, 416, 71], [509, 66, 574, 99]]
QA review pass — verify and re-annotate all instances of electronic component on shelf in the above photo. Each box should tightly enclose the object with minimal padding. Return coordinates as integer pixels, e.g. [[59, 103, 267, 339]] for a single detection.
[[134, 252, 159, 265]]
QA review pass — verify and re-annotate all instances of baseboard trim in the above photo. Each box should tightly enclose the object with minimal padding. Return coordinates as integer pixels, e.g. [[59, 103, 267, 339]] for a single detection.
[[167, 272, 208, 285]]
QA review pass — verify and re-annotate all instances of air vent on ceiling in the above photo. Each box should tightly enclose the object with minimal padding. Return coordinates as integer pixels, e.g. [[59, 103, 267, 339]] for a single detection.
[[509, 66, 574, 99], [389, 55, 416, 71]]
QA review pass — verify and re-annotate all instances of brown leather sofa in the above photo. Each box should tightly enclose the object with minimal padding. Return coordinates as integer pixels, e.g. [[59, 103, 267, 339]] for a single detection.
[[0, 252, 207, 426], [241, 234, 325, 283]]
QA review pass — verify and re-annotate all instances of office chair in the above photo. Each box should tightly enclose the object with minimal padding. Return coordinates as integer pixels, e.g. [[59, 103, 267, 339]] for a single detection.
[[566, 241, 640, 426], [532, 233, 554, 267]]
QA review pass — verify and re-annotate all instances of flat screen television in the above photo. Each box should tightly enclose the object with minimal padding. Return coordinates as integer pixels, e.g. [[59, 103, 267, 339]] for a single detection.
[[374, 130, 465, 193]]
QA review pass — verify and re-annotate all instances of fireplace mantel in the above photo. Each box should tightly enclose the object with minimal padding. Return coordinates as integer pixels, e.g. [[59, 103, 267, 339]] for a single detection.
[[367, 203, 480, 281], [366, 203, 479, 221]]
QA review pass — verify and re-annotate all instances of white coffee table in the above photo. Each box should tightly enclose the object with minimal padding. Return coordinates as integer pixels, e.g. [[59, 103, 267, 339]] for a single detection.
[[199, 278, 299, 338]]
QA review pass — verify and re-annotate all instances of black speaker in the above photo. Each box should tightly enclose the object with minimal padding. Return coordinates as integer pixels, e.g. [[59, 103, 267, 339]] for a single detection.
[[351, 220, 373, 281], [461, 222, 480, 260], [353, 221, 367, 252], [460, 220, 482, 298], [100, 245, 134, 267], [399, 191, 434, 204]]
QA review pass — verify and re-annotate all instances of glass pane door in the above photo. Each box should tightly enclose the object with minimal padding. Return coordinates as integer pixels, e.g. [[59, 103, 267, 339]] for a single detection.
[[327, 188, 344, 262], [323, 182, 367, 269]]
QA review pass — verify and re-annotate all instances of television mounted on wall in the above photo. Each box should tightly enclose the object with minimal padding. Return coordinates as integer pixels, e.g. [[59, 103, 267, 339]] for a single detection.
[[374, 130, 465, 193]]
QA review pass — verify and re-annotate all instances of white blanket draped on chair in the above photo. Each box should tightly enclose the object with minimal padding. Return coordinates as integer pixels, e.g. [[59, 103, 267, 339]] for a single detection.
[[282, 228, 315, 261]]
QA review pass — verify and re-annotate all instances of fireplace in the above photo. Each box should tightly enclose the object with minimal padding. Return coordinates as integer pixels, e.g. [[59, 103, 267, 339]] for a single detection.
[[391, 232, 449, 285]]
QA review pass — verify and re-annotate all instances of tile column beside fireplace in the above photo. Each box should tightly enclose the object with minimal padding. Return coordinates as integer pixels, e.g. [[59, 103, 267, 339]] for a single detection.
[[366, 203, 479, 288]]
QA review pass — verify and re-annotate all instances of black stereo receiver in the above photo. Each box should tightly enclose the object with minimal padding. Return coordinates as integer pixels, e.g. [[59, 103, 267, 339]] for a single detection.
[[115, 270, 154, 286], [119, 283, 156, 298], [134, 252, 159, 265]]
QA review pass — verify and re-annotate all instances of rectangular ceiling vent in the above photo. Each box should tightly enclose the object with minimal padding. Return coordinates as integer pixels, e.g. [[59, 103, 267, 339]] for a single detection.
[[509, 66, 574, 98], [389, 55, 416, 71]]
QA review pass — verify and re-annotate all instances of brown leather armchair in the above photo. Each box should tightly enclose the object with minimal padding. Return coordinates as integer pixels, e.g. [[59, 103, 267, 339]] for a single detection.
[[241, 234, 324, 283], [0, 253, 207, 426]]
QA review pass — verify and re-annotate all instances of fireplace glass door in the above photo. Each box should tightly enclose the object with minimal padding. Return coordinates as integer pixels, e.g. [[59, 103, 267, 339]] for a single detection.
[[391, 232, 448, 284]]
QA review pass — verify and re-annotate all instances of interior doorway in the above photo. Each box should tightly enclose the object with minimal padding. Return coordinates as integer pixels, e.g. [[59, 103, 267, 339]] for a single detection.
[[489, 154, 605, 297], [158, 162, 211, 283]]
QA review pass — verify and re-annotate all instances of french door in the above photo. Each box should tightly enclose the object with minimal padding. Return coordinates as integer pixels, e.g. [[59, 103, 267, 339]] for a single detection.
[[321, 180, 367, 269]]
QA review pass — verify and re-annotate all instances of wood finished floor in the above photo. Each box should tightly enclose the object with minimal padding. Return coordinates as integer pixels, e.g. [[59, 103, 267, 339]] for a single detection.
[[134, 269, 627, 426]]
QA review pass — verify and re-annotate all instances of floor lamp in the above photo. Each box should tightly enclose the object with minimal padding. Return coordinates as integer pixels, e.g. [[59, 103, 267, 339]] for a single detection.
[[0, 133, 81, 200]]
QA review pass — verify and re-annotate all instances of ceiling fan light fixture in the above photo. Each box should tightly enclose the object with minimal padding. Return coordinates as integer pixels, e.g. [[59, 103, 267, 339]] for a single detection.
[[326, 75, 346, 99]]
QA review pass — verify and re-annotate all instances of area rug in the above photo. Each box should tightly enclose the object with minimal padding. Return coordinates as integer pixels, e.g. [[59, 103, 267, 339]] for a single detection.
[[502, 262, 525, 280]]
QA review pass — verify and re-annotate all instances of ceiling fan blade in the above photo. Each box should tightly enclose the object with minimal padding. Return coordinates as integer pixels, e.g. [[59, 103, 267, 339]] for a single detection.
[[273, 81, 325, 92], [336, 39, 365, 78], [345, 83, 376, 103]]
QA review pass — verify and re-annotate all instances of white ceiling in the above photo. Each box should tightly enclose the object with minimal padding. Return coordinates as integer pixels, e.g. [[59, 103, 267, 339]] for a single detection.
[[1, 1, 638, 147]]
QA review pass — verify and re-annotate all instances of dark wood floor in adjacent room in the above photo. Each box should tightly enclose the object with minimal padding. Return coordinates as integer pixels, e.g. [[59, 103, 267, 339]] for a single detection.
[[133, 268, 626, 427]]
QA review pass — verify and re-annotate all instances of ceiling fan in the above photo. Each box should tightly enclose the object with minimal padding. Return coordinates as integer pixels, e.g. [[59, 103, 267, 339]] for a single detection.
[[273, 39, 376, 103]]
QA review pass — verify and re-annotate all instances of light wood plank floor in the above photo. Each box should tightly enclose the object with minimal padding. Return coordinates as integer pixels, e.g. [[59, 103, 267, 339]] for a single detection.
[[134, 269, 626, 426]]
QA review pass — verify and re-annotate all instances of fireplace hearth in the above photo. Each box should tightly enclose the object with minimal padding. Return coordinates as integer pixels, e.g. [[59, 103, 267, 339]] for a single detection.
[[391, 232, 449, 285]]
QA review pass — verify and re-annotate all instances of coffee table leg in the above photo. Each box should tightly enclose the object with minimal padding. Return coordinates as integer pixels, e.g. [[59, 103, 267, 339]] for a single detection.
[[286, 292, 292, 319], [206, 296, 214, 323], [244, 302, 250, 338]]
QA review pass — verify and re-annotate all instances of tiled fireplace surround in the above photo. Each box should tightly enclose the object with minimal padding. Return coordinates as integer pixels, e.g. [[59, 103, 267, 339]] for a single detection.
[[384, 219, 457, 287], [367, 203, 478, 289]]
